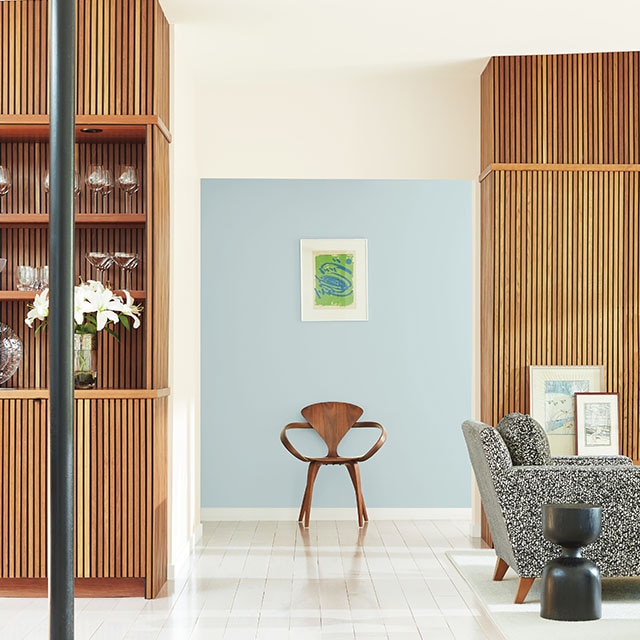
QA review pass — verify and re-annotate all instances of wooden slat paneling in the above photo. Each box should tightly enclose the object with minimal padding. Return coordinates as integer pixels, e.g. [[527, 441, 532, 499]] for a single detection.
[[481, 52, 640, 543], [147, 127, 170, 389], [1, 397, 156, 582], [482, 52, 640, 169], [0, 398, 47, 577], [0, 0, 170, 118], [482, 169, 640, 459]]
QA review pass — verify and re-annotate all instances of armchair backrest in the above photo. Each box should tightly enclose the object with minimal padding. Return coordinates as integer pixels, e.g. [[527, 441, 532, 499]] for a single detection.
[[462, 420, 517, 569]]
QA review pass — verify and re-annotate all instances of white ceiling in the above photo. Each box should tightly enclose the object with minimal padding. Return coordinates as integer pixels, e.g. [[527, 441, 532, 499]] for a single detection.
[[158, 0, 640, 79]]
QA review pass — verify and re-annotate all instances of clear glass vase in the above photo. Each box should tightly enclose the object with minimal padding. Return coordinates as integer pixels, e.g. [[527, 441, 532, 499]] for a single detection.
[[74, 333, 97, 389]]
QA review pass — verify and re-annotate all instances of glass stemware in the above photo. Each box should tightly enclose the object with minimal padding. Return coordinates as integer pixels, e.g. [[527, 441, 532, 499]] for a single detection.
[[85, 164, 107, 212], [44, 170, 82, 199], [101, 168, 114, 208], [0, 166, 12, 212], [85, 251, 114, 282], [116, 166, 139, 213], [113, 252, 139, 290]]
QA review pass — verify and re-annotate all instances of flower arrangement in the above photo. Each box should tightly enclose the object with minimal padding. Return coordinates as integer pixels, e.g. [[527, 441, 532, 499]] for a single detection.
[[25, 279, 142, 337], [26, 280, 142, 388]]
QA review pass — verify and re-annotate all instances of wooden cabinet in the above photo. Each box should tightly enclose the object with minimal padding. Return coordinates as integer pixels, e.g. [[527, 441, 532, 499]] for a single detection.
[[0, 1, 170, 598]]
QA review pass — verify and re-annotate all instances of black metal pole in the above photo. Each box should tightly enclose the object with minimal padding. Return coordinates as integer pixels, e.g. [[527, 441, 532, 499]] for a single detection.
[[49, 0, 76, 638]]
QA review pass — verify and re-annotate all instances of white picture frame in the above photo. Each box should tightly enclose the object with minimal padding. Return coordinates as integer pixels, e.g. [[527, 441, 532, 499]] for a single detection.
[[575, 392, 620, 456], [300, 239, 368, 322], [529, 365, 604, 456]]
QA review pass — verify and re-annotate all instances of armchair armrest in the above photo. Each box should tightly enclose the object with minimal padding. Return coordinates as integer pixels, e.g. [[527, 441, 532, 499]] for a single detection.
[[505, 463, 640, 505], [351, 421, 387, 462], [551, 455, 633, 466], [280, 422, 312, 462]]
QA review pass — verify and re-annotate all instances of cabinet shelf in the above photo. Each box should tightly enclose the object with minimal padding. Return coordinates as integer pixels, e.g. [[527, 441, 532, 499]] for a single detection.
[[0, 213, 146, 226], [0, 387, 169, 399], [0, 290, 145, 301], [0, 114, 171, 143]]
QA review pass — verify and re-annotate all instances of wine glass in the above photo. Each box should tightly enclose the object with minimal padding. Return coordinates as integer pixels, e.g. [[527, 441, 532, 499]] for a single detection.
[[85, 251, 114, 281], [44, 170, 82, 198], [116, 166, 139, 213], [85, 164, 107, 212], [113, 252, 139, 290], [0, 166, 11, 212], [101, 168, 114, 209]]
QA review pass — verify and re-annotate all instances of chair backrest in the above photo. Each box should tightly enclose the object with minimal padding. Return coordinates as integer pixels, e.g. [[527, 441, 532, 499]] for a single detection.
[[301, 401, 364, 457], [461, 420, 517, 570]]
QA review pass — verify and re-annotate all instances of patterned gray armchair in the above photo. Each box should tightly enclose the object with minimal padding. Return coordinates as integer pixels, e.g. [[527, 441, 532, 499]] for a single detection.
[[462, 414, 640, 603]]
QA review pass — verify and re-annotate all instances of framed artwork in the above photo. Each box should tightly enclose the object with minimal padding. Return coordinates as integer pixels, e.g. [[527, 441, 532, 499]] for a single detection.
[[529, 365, 604, 455], [300, 239, 368, 322], [575, 392, 619, 456]]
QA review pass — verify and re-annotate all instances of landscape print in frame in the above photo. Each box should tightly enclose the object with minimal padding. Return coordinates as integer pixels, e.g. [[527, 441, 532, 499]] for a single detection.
[[529, 365, 604, 456]]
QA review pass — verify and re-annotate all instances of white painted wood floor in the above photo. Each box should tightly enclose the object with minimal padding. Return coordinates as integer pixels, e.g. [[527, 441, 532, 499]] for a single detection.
[[1, 519, 504, 639]]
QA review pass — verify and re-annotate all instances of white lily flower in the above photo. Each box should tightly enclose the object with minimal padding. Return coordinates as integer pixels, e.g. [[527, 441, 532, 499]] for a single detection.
[[25, 288, 50, 327], [26, 280, 142, 337]]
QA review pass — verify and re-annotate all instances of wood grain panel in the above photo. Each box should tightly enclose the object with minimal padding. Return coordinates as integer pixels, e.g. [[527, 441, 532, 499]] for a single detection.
[[0, 397, 160, 587], [481, 52, 640, 544], [147, 127, 170, 389], [482, 52, 640, 169], [0, 398, 47, 578], [0, 0, 170, 118], [482, 169, 640, 458]]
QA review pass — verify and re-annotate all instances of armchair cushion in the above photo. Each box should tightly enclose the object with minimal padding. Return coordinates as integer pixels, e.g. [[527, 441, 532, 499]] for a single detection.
[[497, 413, 551, 466]]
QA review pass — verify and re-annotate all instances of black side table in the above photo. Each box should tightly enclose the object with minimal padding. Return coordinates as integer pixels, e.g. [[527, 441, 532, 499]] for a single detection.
[[540, 503, 602, 621]]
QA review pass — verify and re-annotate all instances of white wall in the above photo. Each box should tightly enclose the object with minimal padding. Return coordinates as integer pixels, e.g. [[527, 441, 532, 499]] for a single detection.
[[168, 24, 482, 569], [194, 67, 481, 180]]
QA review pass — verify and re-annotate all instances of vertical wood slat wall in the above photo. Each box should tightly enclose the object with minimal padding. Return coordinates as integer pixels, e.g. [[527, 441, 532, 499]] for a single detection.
[[0, 397, 162, 580], [480, 52, 640, 541], [1, 0, 170, 123], [0, 0, 170, 597]]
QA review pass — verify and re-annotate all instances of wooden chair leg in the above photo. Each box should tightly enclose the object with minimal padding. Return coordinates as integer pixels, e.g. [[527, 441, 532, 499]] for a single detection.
[[298, 461, 321, 527], [515, 577, 535, 604], [346, 462, 368, 527], [493, 556, 509, 581]]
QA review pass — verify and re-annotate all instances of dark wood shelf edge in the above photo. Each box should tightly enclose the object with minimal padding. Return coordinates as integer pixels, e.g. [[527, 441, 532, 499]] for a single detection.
[[0, 387, 170, 399], [0, 577, 145, 598], [0, 114, 172, 142], [0, 290, 145, 301], [0, 213, 146, 225]]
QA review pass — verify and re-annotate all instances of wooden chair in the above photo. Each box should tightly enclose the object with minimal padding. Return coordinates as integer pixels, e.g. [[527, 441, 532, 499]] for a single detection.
[[281, 401, 387, 527]]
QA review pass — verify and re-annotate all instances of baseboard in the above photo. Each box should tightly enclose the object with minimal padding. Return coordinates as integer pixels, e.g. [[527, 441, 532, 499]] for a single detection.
[[200, 507, 471, 522], [167, 522, 203, 579]]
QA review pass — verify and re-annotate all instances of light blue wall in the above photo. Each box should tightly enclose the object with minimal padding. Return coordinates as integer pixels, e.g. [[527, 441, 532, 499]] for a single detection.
[[201, 179, 473, 508]]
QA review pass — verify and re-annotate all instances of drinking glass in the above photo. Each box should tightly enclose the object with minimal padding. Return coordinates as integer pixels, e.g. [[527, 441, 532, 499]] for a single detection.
[[116, 166, 139, 213], [0, 166, 11, 212], [35, 265, 49, 290], [85, 252, 114, 281], [16, 265, 36, 291], [44, 170, 82, 198], [85, 164, 107, 212], [113, 252, 139, 290], [101, 168, 114, 209]]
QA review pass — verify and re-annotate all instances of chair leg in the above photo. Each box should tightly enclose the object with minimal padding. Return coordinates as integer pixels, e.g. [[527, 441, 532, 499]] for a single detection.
[[493, 556, 509, 581], [298, 461, 321, 527], [515, 577, 535, 604], [346, 462, 368, 527]]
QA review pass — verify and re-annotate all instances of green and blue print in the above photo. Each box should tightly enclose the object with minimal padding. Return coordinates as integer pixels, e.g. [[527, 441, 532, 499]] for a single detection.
[[313, 252, 354, 308]]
